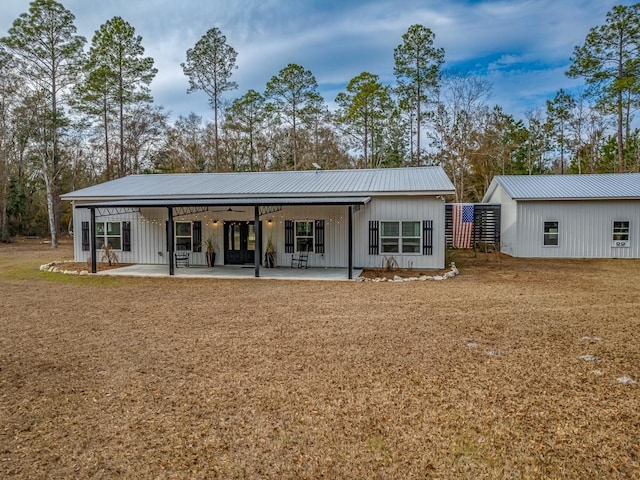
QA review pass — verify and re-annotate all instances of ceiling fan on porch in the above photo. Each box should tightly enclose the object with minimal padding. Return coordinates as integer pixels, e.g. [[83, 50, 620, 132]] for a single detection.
[[209, 207, 246, 213]]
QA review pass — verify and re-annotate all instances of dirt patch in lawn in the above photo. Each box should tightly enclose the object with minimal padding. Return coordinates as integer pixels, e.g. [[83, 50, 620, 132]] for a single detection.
[[0, 239, 639, 478]]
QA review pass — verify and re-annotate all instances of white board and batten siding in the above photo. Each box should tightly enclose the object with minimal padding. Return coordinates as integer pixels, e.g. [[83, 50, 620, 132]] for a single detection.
[[261, 205, 348, 268], [354, 196, 446, 269], [268, 198, 445, 269], [72, 207, 172, 265], [512, 200, 640, 258], [72, 195, 446, 269], [483, 177, 640, 259]]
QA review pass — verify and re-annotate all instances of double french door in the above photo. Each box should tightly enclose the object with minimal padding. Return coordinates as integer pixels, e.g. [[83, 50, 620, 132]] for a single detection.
[[223, 221, 261, 265]]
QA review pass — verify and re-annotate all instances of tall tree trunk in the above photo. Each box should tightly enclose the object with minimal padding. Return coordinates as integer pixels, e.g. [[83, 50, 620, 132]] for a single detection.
[[249, 128, 254, 172], [50, 71, 59, 247], [103, 94, 110, 179], [42, 156, 57, 248], [364, 111, 369, 168], [560, 122, 565, 174], [416, 87, 421, 164], [214, 97, 219, 172], [0, 168, 8, 242], [292, 112, 297, 170], [119, 95, 125, 176], [617, 38, 625, 172], [617, 90, 624, 172]]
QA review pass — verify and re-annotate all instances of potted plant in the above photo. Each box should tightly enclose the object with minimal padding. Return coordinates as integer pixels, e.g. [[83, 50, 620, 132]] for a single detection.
[[264, 235, 276, 268], [203, 236, 217, 267]]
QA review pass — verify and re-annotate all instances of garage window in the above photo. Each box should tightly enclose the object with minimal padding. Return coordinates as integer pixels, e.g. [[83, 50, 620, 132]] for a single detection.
[[543, 221, 559, 246], [613, 221, 630, 247]]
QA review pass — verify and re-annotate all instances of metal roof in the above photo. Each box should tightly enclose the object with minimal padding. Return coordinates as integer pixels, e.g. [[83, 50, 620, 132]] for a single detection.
[[61, 167, 454, 201], [74, 196, 372, 209], [483, 173, 640, 201]]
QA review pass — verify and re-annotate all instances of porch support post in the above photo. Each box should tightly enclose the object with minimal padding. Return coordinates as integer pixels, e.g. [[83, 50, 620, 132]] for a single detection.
[[254, 205, 260, 278], [168, 207, 175, 276], [90, 207, 97, 274], [348, 205, 353, 280]]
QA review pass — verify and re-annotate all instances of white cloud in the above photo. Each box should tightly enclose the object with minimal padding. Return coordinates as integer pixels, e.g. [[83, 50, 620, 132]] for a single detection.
[[0, 0, 635, 120]]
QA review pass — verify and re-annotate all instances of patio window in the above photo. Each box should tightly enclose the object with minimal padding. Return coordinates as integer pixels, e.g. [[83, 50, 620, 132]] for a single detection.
[[175, 221, 192, 251], [380, 221, 421, 254], [613, 221, 630, 247], [95, 222, 121, 250], [543, 221, 559, 246], [295, 221, 314, 252]]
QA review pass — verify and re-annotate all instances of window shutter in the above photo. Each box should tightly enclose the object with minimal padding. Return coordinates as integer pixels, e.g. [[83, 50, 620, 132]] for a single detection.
[[369, 220, 379, 255], [122, 221, 131, 252], [285, 220, 294, 253], [192, 221, 202, 252], [81, 221, 90, 251], [315, 220, 325, 254], [423, 220, 433, 255]]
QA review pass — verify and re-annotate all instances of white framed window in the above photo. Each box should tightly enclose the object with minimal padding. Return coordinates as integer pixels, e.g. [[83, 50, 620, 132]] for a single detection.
[[612, 221, 630, 247], [543, 221, 559, 247], [95, 222, 121, 250], [381, 221, 421, 254], [295, 220, 314, 252], [175, 221, 192, 251]]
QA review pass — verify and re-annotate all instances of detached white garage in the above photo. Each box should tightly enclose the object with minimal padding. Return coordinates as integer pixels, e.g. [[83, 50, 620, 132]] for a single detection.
[[482, 173, 640, 258]]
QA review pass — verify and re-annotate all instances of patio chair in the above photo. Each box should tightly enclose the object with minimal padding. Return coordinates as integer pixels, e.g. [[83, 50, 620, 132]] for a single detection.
[[291, 247, 309, 269], [174, 251, 190, 267]]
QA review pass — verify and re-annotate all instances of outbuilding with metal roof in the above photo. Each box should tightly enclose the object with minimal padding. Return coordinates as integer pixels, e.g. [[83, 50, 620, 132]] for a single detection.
[[62, 167, 455, 278], [482, 173, 640, 258]]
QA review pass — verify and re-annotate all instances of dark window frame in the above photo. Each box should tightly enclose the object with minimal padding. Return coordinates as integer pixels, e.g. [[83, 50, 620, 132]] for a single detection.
[[175, 221, 193, 251], [95, 221, 123, 250], [380, 220, 422, 254], [543, 221, 559, 247], [294, 220, 314, 253]]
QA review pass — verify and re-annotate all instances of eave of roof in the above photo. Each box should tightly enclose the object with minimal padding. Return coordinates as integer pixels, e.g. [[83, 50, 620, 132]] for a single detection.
[[61, 167, 456, 200], [73, 196, 372, 209], [509, 196, 640, 201], [483, 173, 640, 201]]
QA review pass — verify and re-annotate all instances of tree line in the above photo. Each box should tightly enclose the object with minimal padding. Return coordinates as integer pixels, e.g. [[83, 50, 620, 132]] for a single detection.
[[1, 0, 639, 245]]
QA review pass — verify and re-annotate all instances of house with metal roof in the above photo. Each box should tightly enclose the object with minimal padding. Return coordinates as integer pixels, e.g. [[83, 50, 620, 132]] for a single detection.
[[482, 173, 640, 258], [62, 167, 455, 278]]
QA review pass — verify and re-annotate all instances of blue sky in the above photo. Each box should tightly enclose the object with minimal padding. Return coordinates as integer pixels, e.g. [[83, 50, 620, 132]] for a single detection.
[[0, 0, 634, 121]]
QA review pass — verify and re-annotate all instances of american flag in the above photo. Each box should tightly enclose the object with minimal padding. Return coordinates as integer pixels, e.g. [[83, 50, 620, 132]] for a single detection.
[[452, 204, 474, 249]]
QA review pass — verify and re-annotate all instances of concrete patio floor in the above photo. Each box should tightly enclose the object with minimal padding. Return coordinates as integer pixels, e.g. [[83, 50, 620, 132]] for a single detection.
[[97, 264, 363, 281]]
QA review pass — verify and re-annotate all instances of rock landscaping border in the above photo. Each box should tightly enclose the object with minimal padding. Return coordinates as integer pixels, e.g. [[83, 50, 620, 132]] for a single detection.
[[356, 262, 459, 282], [39, 260, 89, 275]]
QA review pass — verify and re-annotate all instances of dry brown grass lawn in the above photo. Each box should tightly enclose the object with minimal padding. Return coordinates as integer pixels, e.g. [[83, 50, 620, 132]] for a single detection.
[[1, 238, 639, 479]]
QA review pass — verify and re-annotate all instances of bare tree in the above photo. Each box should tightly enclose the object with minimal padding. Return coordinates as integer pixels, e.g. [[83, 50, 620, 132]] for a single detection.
[[1, 0, 85, 247]]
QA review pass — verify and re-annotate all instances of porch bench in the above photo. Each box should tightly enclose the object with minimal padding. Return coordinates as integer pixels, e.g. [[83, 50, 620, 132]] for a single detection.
[[174, 251, 190, 267]]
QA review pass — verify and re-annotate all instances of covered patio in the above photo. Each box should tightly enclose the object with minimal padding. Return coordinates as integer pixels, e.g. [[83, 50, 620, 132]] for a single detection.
[[96, 264, 362, 281], [77, 197, 368, 279]]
